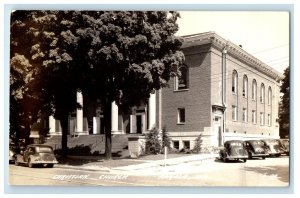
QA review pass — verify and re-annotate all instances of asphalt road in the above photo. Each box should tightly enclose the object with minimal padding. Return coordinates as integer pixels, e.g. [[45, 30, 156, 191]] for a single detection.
[[9, 155, 289, 186]]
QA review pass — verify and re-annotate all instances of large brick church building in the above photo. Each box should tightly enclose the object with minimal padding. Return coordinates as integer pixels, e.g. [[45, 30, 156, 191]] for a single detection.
[[45, 32, 282, 150]]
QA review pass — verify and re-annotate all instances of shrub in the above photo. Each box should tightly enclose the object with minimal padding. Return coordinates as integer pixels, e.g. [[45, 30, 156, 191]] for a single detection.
[[193, 134, 203, 153], [145, 128, 162, 154]]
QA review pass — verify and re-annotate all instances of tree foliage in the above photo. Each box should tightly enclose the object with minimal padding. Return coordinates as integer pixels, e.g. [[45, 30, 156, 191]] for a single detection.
[[10, 11, 184, 159], [279, 66, 290, 138]]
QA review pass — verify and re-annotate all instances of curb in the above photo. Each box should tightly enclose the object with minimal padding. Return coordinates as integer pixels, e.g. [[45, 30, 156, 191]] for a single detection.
[[55, 164, 111, 172], [112, 154, 218, 171], [55, 153, 219, 172]]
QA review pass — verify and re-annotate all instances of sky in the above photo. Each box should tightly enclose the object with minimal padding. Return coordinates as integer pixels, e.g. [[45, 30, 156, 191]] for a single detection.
[[176, 11, 290, 74]]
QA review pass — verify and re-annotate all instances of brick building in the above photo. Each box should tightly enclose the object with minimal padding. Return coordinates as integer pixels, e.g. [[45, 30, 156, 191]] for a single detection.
[[46, 32, 282, 151]]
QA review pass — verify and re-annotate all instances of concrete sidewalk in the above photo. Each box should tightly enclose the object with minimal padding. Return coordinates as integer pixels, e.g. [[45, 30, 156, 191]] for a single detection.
[[56, 153, 218, 172]]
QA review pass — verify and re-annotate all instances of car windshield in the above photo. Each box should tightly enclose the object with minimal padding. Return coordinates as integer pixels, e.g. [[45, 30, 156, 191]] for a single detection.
[[251, 141, 264, 146], [265, 140, 280, 145], [36, 146, 53, 153]]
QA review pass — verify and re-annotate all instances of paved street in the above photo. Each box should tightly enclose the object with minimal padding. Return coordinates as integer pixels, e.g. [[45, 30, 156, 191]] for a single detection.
[[9, 155, 289, 186]]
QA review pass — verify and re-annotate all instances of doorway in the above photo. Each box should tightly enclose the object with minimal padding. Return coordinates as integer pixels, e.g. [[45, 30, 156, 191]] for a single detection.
[[214, 116, 222, 146], [136, 115, 142, 134]]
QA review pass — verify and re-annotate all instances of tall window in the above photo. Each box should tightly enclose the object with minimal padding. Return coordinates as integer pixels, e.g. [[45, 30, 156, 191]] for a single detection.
[[268, 114, 271, 126], [252, 110, 256, 124], [243, 75, 248, 98], [178, 108, 185, 124], [260, 112, 264, 125], [242, 108, 247, 122], [232, 105, 237, 121], [232, 70, 238, 94], [268, 87, 272, 105], [252, 79, 257, 100], [260, 83, 265, 103], [175, 65, 188, 90]]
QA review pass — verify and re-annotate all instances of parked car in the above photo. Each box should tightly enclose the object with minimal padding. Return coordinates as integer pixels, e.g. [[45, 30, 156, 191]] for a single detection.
[[261, 139, 285, 157], [15, 144, 58, 168], [278, 139, 289, 156], [219, 140, 248, 162], [244, 140, 268, 159]]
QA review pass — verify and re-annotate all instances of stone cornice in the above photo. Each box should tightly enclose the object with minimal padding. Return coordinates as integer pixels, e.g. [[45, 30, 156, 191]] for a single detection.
[[182, 31, 283, 81]]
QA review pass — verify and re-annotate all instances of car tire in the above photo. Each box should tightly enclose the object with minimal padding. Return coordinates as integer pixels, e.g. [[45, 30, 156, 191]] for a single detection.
[[47, 164, 54, 168], [262, 156, 266, 160], [28, 159, 33, 168], [248, 152, 253, 159], [243, 159, 247, 163], [14, 159, 19, 166]]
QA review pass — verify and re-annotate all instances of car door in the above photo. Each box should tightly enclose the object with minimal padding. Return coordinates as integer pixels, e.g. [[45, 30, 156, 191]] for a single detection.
[[24, 146, 34, 162]]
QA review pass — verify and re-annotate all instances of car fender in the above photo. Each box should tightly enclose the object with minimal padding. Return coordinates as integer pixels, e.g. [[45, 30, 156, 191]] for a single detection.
[[15, 154, 25, 163]]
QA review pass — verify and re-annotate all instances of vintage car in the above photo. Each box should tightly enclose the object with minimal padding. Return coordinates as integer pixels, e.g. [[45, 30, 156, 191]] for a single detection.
[[15, 144, 58, 168], [219, 140, 248, 162], [278, 139, 289, 156], [261, 139, 285, 157], [244, 140, 268, 159]]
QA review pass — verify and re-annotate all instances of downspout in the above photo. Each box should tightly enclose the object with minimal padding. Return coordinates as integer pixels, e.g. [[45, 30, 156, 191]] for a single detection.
[[221, 44, 228, 145]]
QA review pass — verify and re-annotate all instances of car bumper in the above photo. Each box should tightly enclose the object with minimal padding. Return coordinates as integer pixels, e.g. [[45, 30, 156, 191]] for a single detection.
[[227, 155, 248, 159], [252, 153, 268, 157], [31, 160, 58, 164]]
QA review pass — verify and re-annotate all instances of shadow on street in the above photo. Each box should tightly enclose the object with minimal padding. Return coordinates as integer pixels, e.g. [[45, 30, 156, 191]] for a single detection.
[[243, 165, 289, 183]]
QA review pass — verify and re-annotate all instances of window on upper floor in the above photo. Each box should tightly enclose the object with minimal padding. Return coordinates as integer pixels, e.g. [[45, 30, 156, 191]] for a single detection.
[[175, 65, 189, 90], [177, 108, 185, 124], [260, 112, 264, 125], [252, 79, 257, 101], [242, 108, 247, 122], [232, 105, 237, 121], [260, 83, 265, 103], [268, 87, 272, 105], [252, 110, 256, 124], [243, 75, 248, 98], [232, 70, 238, 94]]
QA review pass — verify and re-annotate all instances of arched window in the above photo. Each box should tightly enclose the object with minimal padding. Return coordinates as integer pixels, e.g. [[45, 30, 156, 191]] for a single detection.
[[175, 65, 189, 90], [232, 70, 238, 94], [252, 79, 257, 100], [260, 83, 265, 103], [243, 75, 248, 98], [268, 87, 272, 105]]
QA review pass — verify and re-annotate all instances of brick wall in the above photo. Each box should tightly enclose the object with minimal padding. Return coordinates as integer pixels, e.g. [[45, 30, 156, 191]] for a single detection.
[[161, 44, 212, 134]]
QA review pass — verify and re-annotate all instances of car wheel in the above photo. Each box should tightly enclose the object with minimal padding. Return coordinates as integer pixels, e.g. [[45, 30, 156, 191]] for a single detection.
[[262, 156, 266, 160], [47, 164, 54, 168], [248, 152, 253, 159], [243, 159, 247, 163], [28, 159, 34, 168], [14, 159, 19, 166]]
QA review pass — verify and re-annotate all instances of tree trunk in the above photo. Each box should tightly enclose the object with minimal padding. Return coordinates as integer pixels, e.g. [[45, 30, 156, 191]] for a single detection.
[[24, 125, 31, 146], [104, 101, 112, 160], [60, 113, 69, 158]]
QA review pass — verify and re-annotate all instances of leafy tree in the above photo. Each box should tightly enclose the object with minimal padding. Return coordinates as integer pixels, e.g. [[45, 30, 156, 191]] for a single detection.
[[279, 66, 290, 138], [10, 11, 184, 159], [75, 11, 184, 159], [10, 11, 81, 156]]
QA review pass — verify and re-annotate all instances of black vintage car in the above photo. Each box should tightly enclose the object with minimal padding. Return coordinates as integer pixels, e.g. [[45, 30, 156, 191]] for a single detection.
[[261, 139, 285, 157], [244, 140, 268, 159], [278, 139, 289, 156], [15, 144, 58, 168], [219, 140, 248, 162]]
